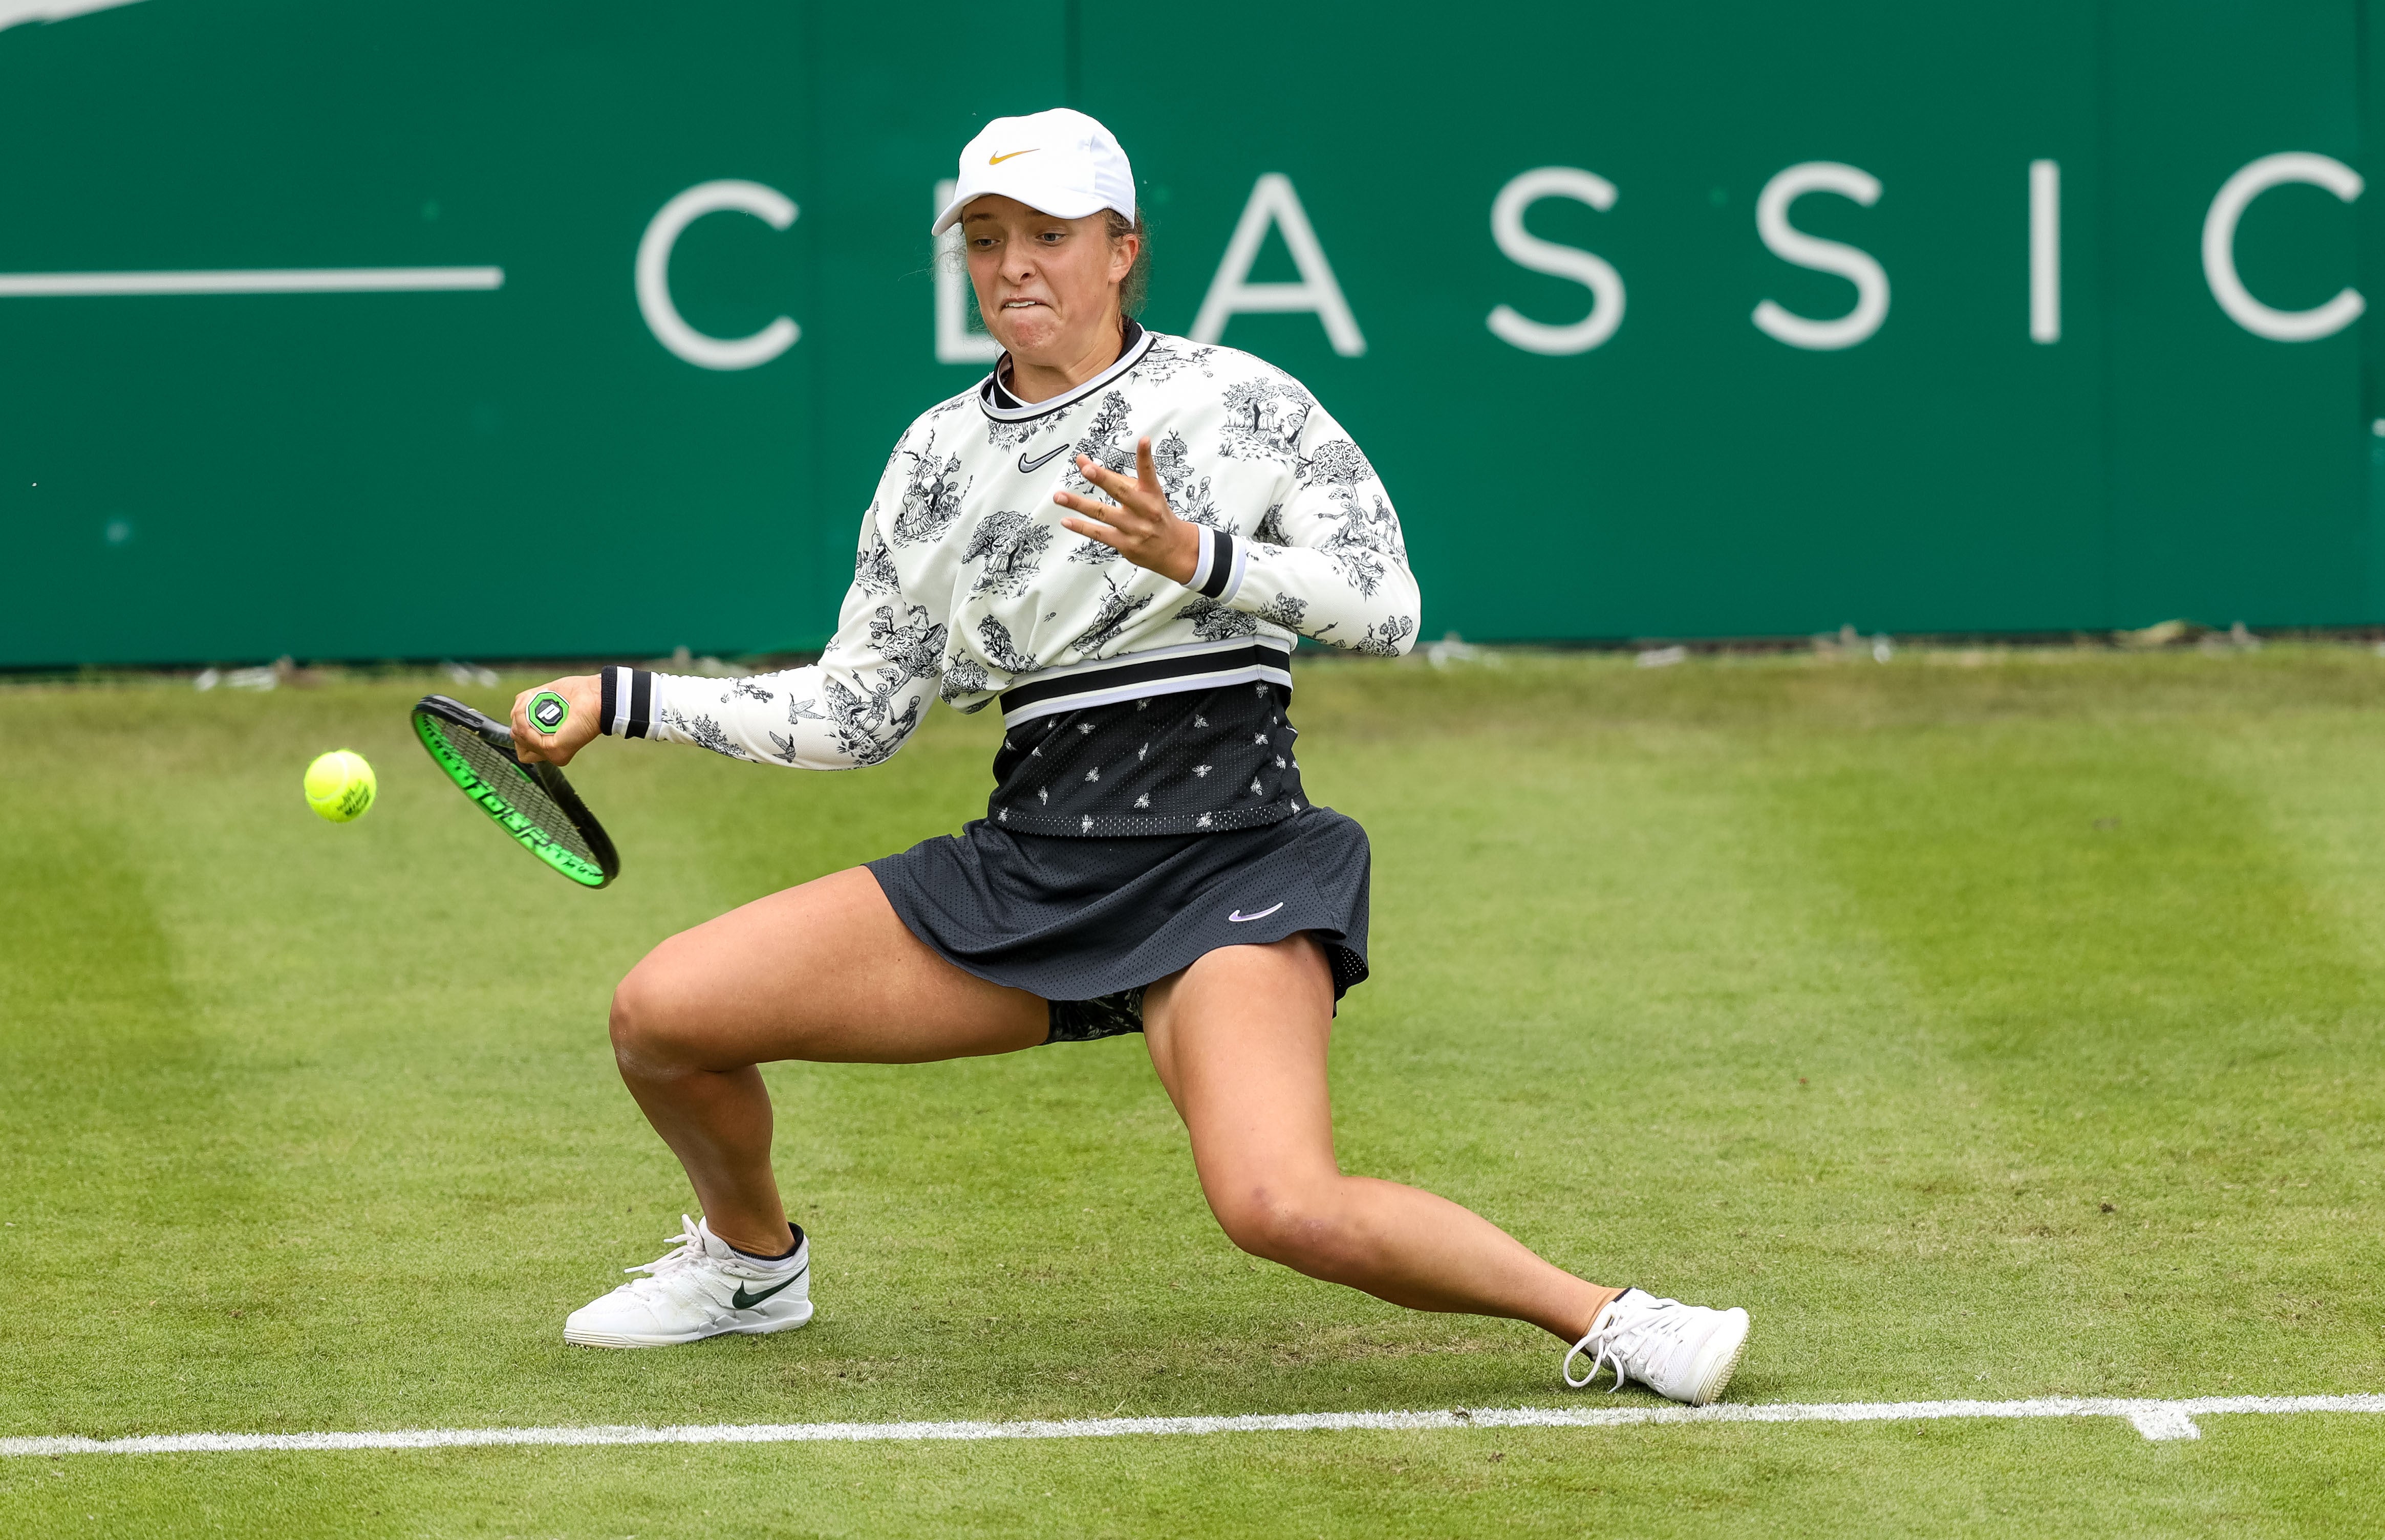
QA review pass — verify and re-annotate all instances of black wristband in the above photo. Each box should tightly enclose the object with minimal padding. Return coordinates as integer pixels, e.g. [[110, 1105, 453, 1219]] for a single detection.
[[601, 665, 654, 738], [1196, 529, 1239, 599]]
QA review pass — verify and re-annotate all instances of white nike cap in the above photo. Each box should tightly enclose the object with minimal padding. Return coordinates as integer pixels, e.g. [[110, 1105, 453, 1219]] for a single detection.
[[930, 107, 1137, 234]]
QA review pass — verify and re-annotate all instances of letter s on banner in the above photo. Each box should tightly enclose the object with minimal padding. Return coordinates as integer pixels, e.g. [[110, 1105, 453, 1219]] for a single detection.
[[2203, 152, 2363, 342], [1487, 167, 1625, 355], [1751, 162, 1889, 351], [636, 180, 800, 370]]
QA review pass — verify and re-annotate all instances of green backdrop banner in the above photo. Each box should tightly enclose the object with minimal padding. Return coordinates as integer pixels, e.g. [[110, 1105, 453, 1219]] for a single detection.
[[2, 0, 2376, 665]]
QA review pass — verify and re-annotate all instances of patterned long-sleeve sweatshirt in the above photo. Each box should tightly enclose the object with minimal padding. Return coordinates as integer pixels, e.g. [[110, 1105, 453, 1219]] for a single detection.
[[596, 326, 1420, 838]]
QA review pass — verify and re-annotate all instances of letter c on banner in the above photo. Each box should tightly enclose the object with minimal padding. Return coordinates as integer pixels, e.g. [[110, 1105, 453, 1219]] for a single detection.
[[636, 180, 801, 370], [1487, 167, 1625, 356], [2203, 152, 2363, 342], [1752, 162, 1889, 351]]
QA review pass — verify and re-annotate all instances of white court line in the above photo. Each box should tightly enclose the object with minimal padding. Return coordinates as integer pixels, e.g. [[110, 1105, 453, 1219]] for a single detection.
[[0, 268, 504, 297], [7, 1394, 2384, 1458]]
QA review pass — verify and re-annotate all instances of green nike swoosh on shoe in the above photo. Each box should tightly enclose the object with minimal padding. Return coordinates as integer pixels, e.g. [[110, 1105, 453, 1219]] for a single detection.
[[730, 1271, 805, 1310]]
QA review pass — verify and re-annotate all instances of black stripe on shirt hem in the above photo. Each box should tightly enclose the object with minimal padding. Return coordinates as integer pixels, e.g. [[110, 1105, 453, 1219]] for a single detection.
[[997, 641, 1291, 720]]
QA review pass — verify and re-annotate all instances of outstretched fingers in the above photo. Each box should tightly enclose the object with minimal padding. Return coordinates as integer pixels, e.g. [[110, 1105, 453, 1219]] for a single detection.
[[1054, 488, 1127, 555], [1054, 439, 1199, 582], [1060, 461, 1141, 526]]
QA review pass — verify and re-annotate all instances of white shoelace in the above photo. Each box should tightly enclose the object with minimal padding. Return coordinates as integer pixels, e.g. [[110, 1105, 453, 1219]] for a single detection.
[[617, 1215, 714, 1298], [1564, 1294, 1699, 1392]]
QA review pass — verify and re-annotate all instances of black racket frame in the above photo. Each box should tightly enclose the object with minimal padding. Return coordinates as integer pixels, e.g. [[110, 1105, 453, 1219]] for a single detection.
[[411, 693, 621, 888]]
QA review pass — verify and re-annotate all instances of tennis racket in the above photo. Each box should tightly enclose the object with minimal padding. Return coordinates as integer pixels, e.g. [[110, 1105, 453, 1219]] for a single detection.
[[411, 693, 620, 888]]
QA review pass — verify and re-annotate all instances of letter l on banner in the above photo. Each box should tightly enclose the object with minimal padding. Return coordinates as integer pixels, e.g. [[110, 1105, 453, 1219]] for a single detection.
[[934, 179, 1004, 364]]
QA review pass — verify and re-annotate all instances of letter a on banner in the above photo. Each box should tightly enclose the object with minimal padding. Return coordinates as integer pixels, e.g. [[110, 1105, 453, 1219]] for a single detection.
[[1191, 174, 1366, 356]]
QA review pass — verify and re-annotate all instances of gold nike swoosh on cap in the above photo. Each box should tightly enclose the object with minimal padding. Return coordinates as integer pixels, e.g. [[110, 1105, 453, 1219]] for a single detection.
[[988, 148, 1040, 164]]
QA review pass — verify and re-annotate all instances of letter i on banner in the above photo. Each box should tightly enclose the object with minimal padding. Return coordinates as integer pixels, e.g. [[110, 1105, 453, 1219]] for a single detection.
[[2031, 160, 2059, 343], [934, 179, 1004, 364]]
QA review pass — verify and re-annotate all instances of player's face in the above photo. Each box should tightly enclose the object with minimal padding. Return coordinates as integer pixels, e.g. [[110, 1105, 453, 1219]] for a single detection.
[[962, 196, 1135, 364]]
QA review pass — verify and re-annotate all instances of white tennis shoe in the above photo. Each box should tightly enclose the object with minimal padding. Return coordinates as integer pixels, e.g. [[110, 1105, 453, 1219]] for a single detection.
[[1564, 1288, 1750, 1404], [563, 1215, 813, 1349]]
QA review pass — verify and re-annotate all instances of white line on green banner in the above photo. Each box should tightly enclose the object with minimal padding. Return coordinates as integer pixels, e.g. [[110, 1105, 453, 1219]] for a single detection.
[[0, 268, 504, 297]]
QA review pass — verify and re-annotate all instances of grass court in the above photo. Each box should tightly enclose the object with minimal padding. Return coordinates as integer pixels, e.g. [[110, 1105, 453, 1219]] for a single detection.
[[3, 645, 2382, 1535]]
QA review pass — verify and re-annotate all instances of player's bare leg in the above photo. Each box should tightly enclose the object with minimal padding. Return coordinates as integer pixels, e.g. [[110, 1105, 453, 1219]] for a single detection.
[[1141, 934, 1749, 1402], [1142, 934, 1611, 1337], [606, 866, 1046, 1254], [565, 869, 1044, 1348]]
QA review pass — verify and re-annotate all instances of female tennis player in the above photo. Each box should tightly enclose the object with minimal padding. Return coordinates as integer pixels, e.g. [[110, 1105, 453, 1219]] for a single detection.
[[512, 109, 1750, 1404]]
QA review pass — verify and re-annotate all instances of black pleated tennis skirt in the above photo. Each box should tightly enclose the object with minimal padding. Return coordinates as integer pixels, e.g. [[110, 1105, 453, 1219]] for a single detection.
[[868, 806, 1372, 1041]]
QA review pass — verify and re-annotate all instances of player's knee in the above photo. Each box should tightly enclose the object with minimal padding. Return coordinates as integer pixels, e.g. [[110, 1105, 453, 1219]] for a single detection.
[[608, 962, 693, 1074], [1212, 1183, 1351, 1272]]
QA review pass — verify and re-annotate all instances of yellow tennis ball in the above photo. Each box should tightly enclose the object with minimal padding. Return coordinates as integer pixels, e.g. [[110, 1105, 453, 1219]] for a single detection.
[[304, 749, 377, 823]]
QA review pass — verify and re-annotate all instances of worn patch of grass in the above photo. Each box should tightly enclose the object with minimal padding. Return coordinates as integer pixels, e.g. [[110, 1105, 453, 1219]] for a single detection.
[[2, 646, 2382, 1534]]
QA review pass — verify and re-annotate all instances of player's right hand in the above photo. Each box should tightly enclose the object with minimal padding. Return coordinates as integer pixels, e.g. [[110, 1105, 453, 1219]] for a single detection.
[[1054, 437, 1201, 585], [511, 674, 603, 766]]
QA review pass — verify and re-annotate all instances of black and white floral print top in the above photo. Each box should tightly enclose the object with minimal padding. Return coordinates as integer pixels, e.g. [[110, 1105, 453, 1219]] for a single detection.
[[597, 329, 1417, 828]]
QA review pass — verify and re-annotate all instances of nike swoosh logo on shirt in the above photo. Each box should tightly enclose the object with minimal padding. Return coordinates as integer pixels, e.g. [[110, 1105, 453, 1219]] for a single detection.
[[1018, 443, 1072, 473], [729, 1270, 805, 1310], [1228, 903, 1284, 923]]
